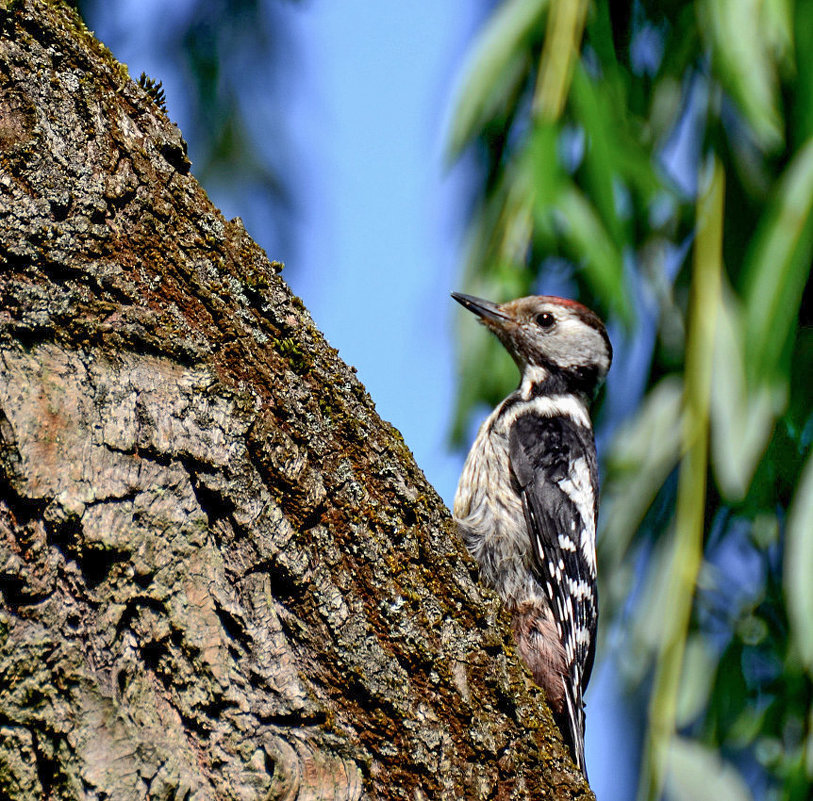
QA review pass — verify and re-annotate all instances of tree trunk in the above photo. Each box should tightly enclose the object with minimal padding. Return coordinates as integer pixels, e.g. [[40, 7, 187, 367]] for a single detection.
[[0, 2, 594, 799]]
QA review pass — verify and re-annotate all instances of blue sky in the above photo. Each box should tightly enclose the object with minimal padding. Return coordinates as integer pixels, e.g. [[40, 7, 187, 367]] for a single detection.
[[285, 2, 474, 506], [84, 2, 637, 796]]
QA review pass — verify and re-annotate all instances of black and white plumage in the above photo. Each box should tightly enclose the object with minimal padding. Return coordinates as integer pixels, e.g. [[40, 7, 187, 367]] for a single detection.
[[452, 292, 611, 777]]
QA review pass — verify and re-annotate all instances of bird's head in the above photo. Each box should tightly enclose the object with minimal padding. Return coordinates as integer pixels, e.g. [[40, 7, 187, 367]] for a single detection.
[[452, 292, 612, 399]]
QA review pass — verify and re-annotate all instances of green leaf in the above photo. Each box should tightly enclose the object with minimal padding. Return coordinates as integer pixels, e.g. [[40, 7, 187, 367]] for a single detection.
[[533, 0, 587, 120], [710, 286, 786, 501], [784, 451, 813, 674], [796, 1, 813, 141], [446, 0, 549, 157], [761, 0, 794, 75], [555, 184, 631, 320], [459, 171, 535, 286], [741, 137, 813, 383], [666, 737, 754, 801], [569, 64, 624, 247], [700, 0, 783, 150], [526, 121, 563, 206]]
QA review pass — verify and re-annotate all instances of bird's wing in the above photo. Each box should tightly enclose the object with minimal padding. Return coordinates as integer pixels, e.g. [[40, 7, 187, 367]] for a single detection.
[[508, 412, 599, 737]]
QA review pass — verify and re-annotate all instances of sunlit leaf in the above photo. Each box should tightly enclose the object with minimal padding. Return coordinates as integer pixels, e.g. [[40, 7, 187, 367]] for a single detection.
[[699, 0, 783, 150], [498, 176, 536, 265], [666, 737, 754, 801], [710, 287, 786, 500], [761, 0, 794, 74], [741, 137, 813, 383], [533, 0, 587, 120], [447, 0, 549, 157], [784, 452, 813, 674], [727, 706, 767, 750], [526, 121, 564, 205]]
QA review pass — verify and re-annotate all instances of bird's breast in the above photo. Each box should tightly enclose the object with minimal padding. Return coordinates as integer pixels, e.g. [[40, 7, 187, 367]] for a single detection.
[[453, 404, 530, 604]]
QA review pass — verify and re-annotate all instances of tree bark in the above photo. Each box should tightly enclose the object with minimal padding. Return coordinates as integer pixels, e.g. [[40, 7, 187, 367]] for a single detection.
[[0, 2, 594, 799]]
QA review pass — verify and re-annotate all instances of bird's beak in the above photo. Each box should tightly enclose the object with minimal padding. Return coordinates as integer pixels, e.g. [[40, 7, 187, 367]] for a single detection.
[[451, 292, 510, 323]]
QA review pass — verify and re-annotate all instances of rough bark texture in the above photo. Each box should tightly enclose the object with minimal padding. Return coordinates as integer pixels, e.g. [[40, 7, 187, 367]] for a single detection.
[[0, 2, 595, 799]]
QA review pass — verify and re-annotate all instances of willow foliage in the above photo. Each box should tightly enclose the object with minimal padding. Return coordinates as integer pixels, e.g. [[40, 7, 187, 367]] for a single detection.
[[449, 3, 812, 800]]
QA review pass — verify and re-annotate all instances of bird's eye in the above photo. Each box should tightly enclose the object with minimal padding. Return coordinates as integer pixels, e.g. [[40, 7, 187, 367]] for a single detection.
[[535, 312, 555, 328]]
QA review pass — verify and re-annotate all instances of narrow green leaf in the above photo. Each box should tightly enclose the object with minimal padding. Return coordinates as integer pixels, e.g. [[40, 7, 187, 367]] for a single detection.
[[460, 169, 534, 285], [525, 121, 563, 204], [555, 185, 631, 320], [796, 1, 813, 141], [533, 0, 587, 120], [639, 159, 725, 801], [761, 0, 794, 74], [569, 64, 624, 247], [784, 452, 813, 673], [447, 0, 549, 157], [742, 137, 813, 383], [710, 286, 786, 501], [700, 0, 783, 150]]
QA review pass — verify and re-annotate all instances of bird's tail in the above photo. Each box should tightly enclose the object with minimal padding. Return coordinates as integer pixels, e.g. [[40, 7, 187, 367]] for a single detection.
[[556, 677, 587, 780]]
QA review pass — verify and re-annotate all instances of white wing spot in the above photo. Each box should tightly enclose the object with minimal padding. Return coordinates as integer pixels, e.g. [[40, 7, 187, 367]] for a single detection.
[[557, 456, 596, 570]]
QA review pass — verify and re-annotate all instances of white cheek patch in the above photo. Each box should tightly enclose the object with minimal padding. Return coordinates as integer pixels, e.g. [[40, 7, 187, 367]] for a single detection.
[[548, 316, 608, 372]]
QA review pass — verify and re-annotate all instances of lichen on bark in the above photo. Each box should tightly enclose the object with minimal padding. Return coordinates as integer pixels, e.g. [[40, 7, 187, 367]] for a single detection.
[[0, 1, 594, 799]]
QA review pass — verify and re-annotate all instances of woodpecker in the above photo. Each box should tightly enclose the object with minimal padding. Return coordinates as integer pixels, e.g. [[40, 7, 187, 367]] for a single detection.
[[452, 291, 611, 776]]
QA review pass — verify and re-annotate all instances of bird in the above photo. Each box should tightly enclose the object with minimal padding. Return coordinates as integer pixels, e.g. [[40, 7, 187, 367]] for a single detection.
[[451, 291, 612, 777]]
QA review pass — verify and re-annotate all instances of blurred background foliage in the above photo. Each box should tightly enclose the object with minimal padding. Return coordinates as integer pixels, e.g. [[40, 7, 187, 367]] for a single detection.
[[80, 0, 303, 261], [75, 0, 812, 799], [448, 1, 812, 800]]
